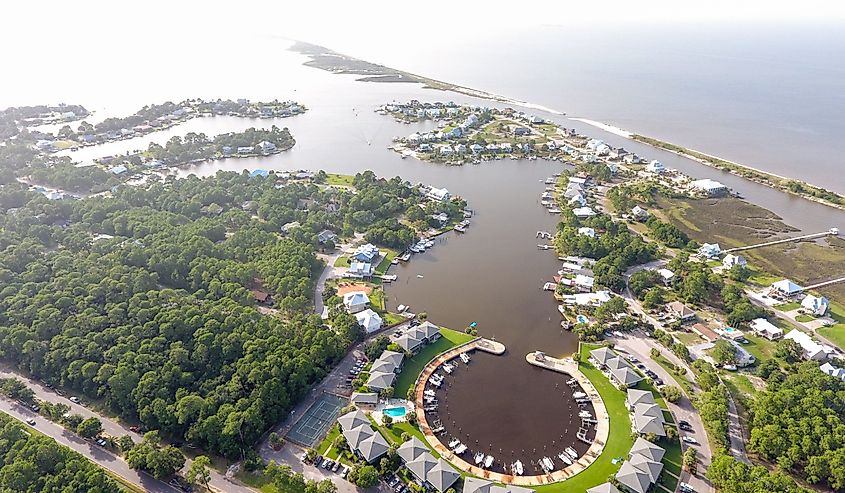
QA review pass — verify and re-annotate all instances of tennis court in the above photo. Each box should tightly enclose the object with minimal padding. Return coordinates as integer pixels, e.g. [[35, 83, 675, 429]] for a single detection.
[[286, 393, 347, 447]]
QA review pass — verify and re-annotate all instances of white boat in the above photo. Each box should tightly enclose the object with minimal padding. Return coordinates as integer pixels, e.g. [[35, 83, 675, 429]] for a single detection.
[[460, 353, 470, 364], [548, 208, 561, 214], [566, 447, 579, 460], [474, 453, 485, 465], [425, 240, 435, 248], [443, 364, 453, 374], [558, 453, 573, 465], [579, 411, 592, 419], [397, 304, 407, 312], [512, 461, 524, 476], [454, 444, 467, 454], [543, 282, 557, 291], [484, 455, 494, 468], [541, 457, 554, 472], [573, 391, 586, 399], [416, 274, 425, 278], [448, 438, 460, 448]]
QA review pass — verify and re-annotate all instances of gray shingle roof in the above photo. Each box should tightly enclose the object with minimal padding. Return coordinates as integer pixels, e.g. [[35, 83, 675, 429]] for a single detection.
[[616, 460, 653, 493], [586, 484, 621, 493], [366, 371, 396, 391], [427, 458, 460, 492], [337, 410, 369, 431], [397, 437, 429, 463], [629, 437, 665, 462]]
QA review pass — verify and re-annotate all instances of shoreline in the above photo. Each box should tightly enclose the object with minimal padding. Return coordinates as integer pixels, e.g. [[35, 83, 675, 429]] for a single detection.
[[289, 40, 845, 213]]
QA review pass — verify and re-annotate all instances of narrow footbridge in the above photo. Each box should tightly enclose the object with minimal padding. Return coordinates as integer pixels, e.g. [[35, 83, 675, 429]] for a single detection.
[[722, 228, 839, 254]]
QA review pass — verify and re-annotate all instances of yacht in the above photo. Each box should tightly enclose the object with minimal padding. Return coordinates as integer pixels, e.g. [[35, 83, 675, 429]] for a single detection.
[[484, 455, 494, 468], [460, 353, 470, 364], [512, 461, 524, 476], [474, 453, 485, 465], [565, 447, 579, 460], [557, 453, 573, 465]]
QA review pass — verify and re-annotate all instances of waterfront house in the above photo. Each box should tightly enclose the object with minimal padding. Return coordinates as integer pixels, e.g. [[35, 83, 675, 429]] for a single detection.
[[344, 424, 389, 463], [770, 279, 802, 297], [632, 402, 666, 436], [626, 389, 655, 410], [698, 243, 721, 259], [237, 146, 254, 154], [347, 261, 374, 278], [578, 227, 596, 238], [256, 141, 277, 154], [616, 443, 665, 493], [563, 291, 612, 307], [784, 329, 830, 361], [564, 185, 584, 199], [610, 148, 630, 160], [356, 309, 383, 334], [366, 371, 395, 391], [546, 141, 558, 151], [572, 207, 597, 218], [801, 294, 829, 316], [586, 139, 603, 151], [395, 321, 442, 354], [338, 409, 369, 432], [750, 318, 783, 340], [470, 144, 484, 154], [722, 254, 747, 269], [221, 146, 233, 156], [623, 154, 642, 164], [454, 143, 467, 154], [645, 160, 665, 174], [691, 323, 719, 343], [399, 438, 460, 493], [667, 301, 696, 321], [343, 291, 370, 314], [464, 477, 535, 493], [486, 143, 500, 153], [587, 484, 621, 493], [590, 347, 643, 387], [353, 243, 380, 263], [691, 178, 728, 196], [631, 206, 649, 221], [418, 143, 432, 152], [426, 187, 451, 202], [440, 145, 454, 156], [317, 229, 338, 245], [350, 392, 379, 409], [629, 437, 666, 463], [575, 274, 595, 291], [570, 194, 588, 207], [568, 176, 588, 186]]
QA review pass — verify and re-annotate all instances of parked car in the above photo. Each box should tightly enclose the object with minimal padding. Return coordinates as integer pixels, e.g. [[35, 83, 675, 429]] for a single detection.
[[25, 418, 36, 426], [679, 482, 695, 493], [129, 425, 140, 433], [323, 459, 334, 470], [678, 420, 691, 427], [314, 456, 324, 467], [69, 396, 80, 404], [682, 436, 699, 445], [341, 466, 349, 478], [679, 422, 693, 432]]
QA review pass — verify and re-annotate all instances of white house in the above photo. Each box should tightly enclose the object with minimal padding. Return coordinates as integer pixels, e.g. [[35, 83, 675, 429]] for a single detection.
[[771, 279, 802, 297], [646, 160, 665, 174], [801, 294, 830, 316], [698, 243, 721, 259], [353, 243, 380, 263], [722, 254, 747, 269], [820, 362, 845, 382], [426, 187, 451, 202], [356, 309, 383, 334], [569, 194, 587, 207], [729, 340, 756, 367], [578, 227, 596, 238], [575, 274, 595, 291], [657, 268, 675, 285], [691, 179, 728, 196], [784, 329, 829, 361], [750, 318, 783, 340], [631, 206, 649, 221], [347, 262, 374, 278], [343, 291, 370, 313], [573, 207, 597, 218]]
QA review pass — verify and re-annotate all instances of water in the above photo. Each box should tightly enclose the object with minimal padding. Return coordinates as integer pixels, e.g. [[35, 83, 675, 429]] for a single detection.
[[383, 407, 407, 418], [5, 34, 845, 473]]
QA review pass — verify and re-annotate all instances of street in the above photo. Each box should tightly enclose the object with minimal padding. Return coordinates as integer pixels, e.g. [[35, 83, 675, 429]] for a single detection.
[[0, 366, 255, 493]]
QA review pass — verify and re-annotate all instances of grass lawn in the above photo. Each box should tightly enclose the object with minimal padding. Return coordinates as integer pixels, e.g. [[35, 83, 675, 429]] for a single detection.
[[774, 301, 801, 311], [745, 267, 780, 288], [658, 434, 682, 490], [325, 173, 355, 186], [334, 256, 350, 267], [533, 343, 634, 493], [369, 287, 386, 310], [673, 331, 704, 347], [742, 334, 778, 362], [236, 470, 278, 493], [382, 312, 406, 326], [795, 314, 814, 323], [317, 423, 341, 457], [375, 248, 398, 276], [393, 327, 474, 398], [651, 353, 695, 395], [722, 373, 757, 409], [817, 300, 845, 350]]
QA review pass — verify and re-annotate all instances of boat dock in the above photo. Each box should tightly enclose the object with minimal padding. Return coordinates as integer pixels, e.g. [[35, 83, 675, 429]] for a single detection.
[[722, 228, 839, 254]]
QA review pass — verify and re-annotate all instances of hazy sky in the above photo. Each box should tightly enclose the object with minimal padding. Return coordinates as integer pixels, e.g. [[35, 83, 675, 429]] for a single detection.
[[5, 0, 845, 51]]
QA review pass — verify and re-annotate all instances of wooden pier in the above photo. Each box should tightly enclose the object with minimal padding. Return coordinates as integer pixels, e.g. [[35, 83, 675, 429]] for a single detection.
[[722, 228, 839, 254]]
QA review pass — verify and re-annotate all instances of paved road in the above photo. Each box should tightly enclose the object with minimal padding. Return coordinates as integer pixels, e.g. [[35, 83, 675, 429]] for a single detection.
[[0, 366, 255, 493], [315, 235, 364, 316], [610, 335, 715, 493], [0, 396, 180, 493]]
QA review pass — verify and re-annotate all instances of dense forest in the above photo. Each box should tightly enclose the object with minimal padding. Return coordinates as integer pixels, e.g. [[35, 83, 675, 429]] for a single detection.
[[749, 362, 845, 490], [0, 411, 124, 492], [146, 126, 295, 165], [0, 169, 435, 458]]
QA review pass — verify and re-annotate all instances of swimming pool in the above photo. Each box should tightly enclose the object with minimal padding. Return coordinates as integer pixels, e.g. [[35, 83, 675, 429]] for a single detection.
[[384, 406, 407, 418], [576, 315, 589, 324]]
